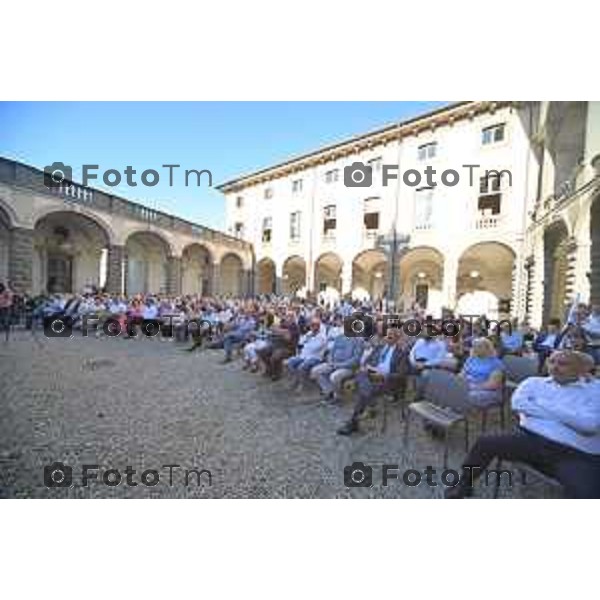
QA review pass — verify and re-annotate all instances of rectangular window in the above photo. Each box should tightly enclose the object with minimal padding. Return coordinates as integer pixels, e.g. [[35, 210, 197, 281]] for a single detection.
[[323, 205, 336, 235], [479, 171, 503, 215], [292, 179, 303, 193], [264, 188, 273, 199], [478, 194, 501, 214], [234, 222, 244, 238], [325, 169, 339, 184], [480, 173, 503, 194], [414, 188, 434, 228], [417, 142, 437, 161], [482, 123, 505, 145], [290, 211, 301, 240], [262, 216, 272, 243], [364, 212, 379, 230], [235, 196, 243, 208]]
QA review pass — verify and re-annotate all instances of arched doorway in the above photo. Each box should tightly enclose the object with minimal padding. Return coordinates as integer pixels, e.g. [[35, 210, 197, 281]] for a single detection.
[[0, 206, 11, 284], [33, 211, 110, 294], [282, 255, 306, 295], [314, 252, 343, 302], [351, 249, 388, 302], [181, 243, 212, 296], [590, 196, 600, 305], [456, 242, 515, 320], [399, 246, 444, 315], [257, 258, 276, 294], [126, 231, 171, 295], [543, 221, 569, 323], [220, 253, 244, 296]]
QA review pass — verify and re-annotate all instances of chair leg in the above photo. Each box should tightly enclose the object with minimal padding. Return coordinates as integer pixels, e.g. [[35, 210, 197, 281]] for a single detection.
[[464, 419, 470, 453], [499, 404, 506, 430]]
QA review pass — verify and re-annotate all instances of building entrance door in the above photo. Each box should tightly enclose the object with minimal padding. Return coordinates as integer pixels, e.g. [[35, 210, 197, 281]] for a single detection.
[[47, 254, 73, 293]]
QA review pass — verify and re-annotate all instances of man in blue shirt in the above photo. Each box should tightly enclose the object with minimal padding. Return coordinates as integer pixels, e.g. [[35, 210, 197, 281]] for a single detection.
[[222, 312, 257, 362]]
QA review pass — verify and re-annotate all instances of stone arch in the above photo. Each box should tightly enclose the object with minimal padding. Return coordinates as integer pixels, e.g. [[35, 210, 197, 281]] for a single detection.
[[220, 252, 245, 296], [181, 243, 213, 296], [542, 220, 570, 323], [399, 246, 445, 314], [314, 252, 343, 301], [32, 205, 116, 246], [0, 198, 18, 228], [351, 249, 388, 302], [0, 204, 12, 284], [125, 231, 172, 295], [282, 255, 307, 295], [456, 241, 516, 320], [33, 210, 112, 294], [257, 257, 276, 294], [590, 195, 600, 305]]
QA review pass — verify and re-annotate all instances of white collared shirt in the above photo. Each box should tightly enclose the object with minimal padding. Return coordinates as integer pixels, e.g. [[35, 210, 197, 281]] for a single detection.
[[142, 305, 159, 319], [512, 376, 600, 454]]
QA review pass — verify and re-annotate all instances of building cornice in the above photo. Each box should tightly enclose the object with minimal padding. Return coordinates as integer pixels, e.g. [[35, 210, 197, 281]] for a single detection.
[[217, 100, 513, 193]]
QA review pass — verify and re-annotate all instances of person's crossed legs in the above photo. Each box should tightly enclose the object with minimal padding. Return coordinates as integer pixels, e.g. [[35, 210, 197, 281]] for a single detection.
[[445, 427, 600, 499]]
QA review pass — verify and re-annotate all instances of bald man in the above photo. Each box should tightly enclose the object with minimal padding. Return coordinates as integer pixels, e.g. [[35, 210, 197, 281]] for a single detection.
[[446, 350, 600, 498]]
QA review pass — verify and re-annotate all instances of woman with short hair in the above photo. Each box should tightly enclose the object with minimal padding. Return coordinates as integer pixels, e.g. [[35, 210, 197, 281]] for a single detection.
[[460, 337, 505, 407]]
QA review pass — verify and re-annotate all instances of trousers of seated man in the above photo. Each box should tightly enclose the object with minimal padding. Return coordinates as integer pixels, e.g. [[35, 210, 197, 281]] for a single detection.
[[349, 371, 406, 423], [311, 363, 354, 396], [460, 427, 600, 499], [287, 356, 322, 386], [257, 344, 293, 378]]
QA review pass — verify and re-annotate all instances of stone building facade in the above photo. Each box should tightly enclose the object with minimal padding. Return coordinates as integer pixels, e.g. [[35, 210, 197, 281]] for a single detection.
[[220, 101, 600, 327], [0, 158, 254, 298]]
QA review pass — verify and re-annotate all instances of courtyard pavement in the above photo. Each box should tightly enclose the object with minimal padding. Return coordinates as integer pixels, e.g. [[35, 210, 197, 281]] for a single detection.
[[0, 330, 553, 498]]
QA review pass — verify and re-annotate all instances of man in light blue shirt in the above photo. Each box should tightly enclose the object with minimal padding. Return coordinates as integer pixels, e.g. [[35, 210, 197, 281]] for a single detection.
[[446, 350, 600, 499]]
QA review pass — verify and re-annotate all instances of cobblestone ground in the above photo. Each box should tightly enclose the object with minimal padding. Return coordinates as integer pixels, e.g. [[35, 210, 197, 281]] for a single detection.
[[0, 330, 554, 498]]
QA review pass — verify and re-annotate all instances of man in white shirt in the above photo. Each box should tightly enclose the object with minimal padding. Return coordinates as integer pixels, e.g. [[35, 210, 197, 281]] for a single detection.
[[410, 331, 457, 399], [446, 350, 600, 498], [286, 319, 327, 390], [142, 301, 159, 320]]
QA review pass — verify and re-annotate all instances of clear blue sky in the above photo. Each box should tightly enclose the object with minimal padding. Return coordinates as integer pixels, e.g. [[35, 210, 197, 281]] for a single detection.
[[0, 101, 448, 230]]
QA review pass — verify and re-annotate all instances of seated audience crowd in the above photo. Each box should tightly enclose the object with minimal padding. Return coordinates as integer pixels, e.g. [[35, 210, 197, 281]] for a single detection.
[[2, 280, 600, 498]]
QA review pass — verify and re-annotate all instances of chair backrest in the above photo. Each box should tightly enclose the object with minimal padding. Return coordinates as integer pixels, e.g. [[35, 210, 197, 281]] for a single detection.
[[503, 355, 538, 383], [423, 369, 471, 412]]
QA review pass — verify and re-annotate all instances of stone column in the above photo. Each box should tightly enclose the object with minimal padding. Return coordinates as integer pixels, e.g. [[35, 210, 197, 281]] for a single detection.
[[564, 237, 578, 307], [9, 227, 34, 294], [275, 262, 283, 295], [106, 245, 126, 295], [441, 255, 458, 312], [252, 268, 261, 296], [341, 261, 353, 298], [590, 199, 600, 305], [211, 262, 221, 296], [242, 269, 254, 297], [523, 256, 535, 325], [166, 256, 182, 296]]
